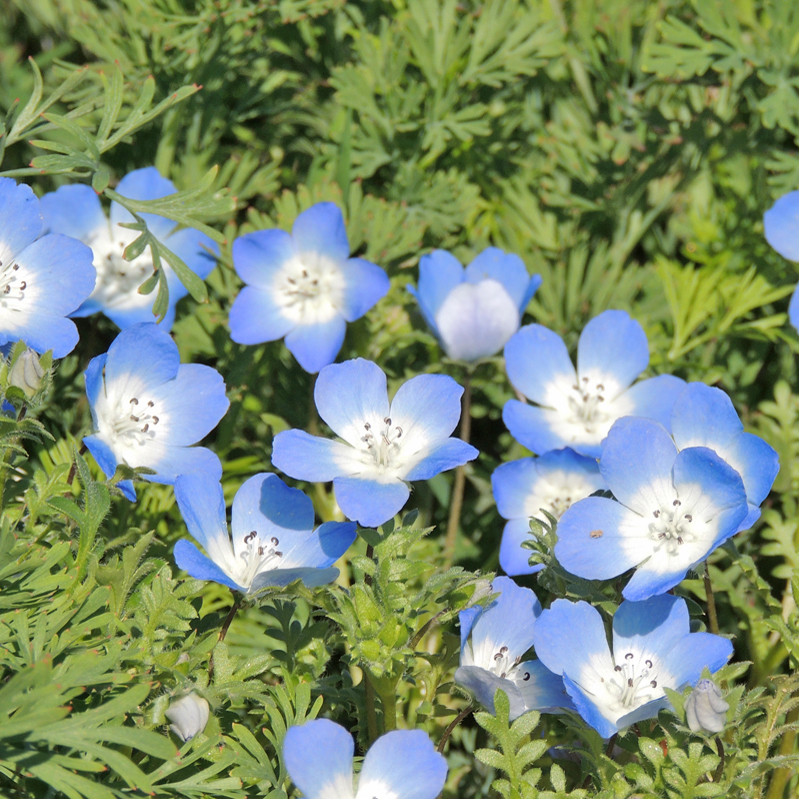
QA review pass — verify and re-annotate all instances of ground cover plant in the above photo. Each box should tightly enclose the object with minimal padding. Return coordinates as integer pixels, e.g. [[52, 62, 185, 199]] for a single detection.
[[0, 0, 797, 797]]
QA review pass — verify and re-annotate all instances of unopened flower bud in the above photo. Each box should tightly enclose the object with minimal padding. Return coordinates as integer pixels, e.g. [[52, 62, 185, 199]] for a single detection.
[[8, 348, 45, 398], [166, 693, 210, 742], [685, 678, 728, 733]]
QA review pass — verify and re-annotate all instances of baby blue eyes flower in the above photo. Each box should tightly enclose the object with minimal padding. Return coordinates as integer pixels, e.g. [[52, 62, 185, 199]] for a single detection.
[[40, 167, 218, 330], [532, 595, 733, 739], [503, 309, 685, 458], [271, 358, 479, 527], [173, 471, 356, 594], [83, 322, 229, 501], [454, 576, 572, 720], [228, 202, 389, 373], [408, 247, 541, 362], [491, 448, 605, 576], [283, 719, 447, 799], [762, 189, 799, 330], [0, 178, 95, 358], [554, 416, 749, 601]]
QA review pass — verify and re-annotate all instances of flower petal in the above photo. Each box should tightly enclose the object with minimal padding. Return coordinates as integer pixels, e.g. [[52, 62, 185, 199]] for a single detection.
[[499, 518, 545, 576], [173, 472, 231, 560], [0, 178, 43, 258], [465, 247, 536, 310], [659, 633, 733, 688], [173, 539, 243, 592], [144, 444, 222, 486], [730, 432, 779, 510], [103, 323, 180, 395], [292, 202, 350, 263], [40, 184, 107, 241], [333, 476, 410, 527], [454, 666, 527, 719], [516, 659, 576, 713], [612, 595, 691, 661], [271, 429, 355, 482], [403, 438, 478, 481], [671, 383, 743, 450], [412, 249, 465, 325], [283, 719, 355, 799], [561, 673, 619, 739], [504, 324, 575, 407], [251, 566, 340, 591], [83, 433, 119, 480], [502, 400, 575, 455], [233, 229, 294, 287], [763, 190, 799, 262], [7, 314, 81, 360], [577, 310, 648, 391], [229, 285, 294, 344], [285, 316, 347, 373], [339, 257, 389, 321], [624, 374, 686, 430]]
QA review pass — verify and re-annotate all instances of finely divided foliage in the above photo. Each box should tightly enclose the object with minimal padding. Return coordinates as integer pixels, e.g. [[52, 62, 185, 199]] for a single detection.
[[0, 1, 796, 799]]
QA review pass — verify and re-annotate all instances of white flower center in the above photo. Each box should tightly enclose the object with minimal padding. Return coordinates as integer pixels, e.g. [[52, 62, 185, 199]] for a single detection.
[[0, 257, 28, 310], [648, 498, 697, 555], [108, 395, 161, 446], [236, 530, 284, 588], [88, 226, 155, 310], [607, 651, 662, 710], [566, 375, 612, 431], [274, 254, 345, 324], [489, 645, 525, 681], [358, 416, 404, 473]]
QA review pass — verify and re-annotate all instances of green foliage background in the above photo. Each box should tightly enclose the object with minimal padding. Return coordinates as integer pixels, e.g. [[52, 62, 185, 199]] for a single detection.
[[0, 0, 797, 797]]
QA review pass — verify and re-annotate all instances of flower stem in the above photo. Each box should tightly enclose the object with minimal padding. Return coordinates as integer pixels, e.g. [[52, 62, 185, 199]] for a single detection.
[[438, 704, 473, 753], [377, 683, 397, 732], [713, 736, 725, 783], [364, 672, 378, 744], [218, 593, 242, 642], [605, 733, 618, 758], [704, 561, 719, 636], [443, 374, 472, 567]]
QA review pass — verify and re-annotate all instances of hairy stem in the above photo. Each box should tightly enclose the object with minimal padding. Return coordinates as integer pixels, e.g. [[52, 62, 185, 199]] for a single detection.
[[704, 561, 719, 636], [364, 672, 378, 744], [713, 736, 725, 783], [443, 375, 472, 567], [438, 704, 473, 753], [218, 594, 242, 642]]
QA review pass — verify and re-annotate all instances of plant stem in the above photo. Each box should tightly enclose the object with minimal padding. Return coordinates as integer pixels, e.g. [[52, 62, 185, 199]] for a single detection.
[[704, 561, 719, 636], [67, 442, 88, 487], [377, 683, 397, 732], [438, 704, 473, 753], [713, 736, 725, 783], [605, 733, 618, 758], [219, 594, 242, 642], [443, 374, 472, 567], [364, 672, 378, 744]]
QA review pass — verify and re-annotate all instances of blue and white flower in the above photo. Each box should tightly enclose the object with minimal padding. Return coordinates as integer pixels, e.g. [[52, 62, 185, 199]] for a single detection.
[[272, 358, 478, 527], [0, 178, 95, 358], [670, 382, 779, 531], [40, 167, 218, 330], [408, 247, 541, 362], [554, 417, 749, 600], [228, 202, 389, 373], [173, 472, 356, 594], [762, 189, 799, 330], [532, 595, 733, 739], [492, 448, 605, 576], [83, 323, 229, 500], [283, 719, 447, 799], [503, 310, 685, 458], [455, 576, 572, 720]]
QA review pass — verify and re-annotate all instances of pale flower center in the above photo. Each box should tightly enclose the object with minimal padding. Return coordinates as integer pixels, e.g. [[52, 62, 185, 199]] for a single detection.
[[606, 651, 662, 710], [275, 254, 345, 323], [236, 530, 284, 588], [566, 375, 611, 432], [108, 395, 161, 447], [88, 225, 156, 309], [357, 416, 404, 473], [648, 498, 697, 555], [0, 257, 28, 310]]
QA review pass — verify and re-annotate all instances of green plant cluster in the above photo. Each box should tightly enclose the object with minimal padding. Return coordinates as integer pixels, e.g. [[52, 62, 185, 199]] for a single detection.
[[0, 0, 797, 798]]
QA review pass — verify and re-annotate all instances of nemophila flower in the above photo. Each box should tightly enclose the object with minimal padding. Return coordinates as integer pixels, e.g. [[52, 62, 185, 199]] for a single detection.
[[503, 310, 685, 458], [671, 382, 779, 531], [272, 358, 478, 527], [455, 576, 572, 720], [491, 448, 605, 576], [83, 323, 229, 501], [408, 247, 541, 362], [532, 595, 733, 739], [554, 416, 749, 601], [685, 678, 729, 733], [166, 693, 210, 742], [283, 719, 447, 799], [228, 202, 389, 373], [40, 167, 218, 330], [763, 189, 799, 330], [173, 472, 356, 594], [0, 178, 95, 357]]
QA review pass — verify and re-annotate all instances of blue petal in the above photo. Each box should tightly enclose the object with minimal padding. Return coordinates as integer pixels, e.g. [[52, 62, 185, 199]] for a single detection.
[[83, 433, 119, 480], [117, 479, 136, 502], [561, 673, 618, 739], [283, 719, 354, 799], [499, 518, 545, 576], [339, 257, 389, 321], [465, 247, 534, 310], [532, 599, 612, 680], [232, 229, 294, 287], [658, 633, 733, 688], [358, 729, 447, 800], [622, 561, 695, 602], [0, 178, 43, 256], [333, 476, 409, 527], [146, 445, 223, 486], [789, 283, 799, 330], [403, 438, 478, 481], [599, 417, 677, 513], [105, 300, 176, 331], [612, 596, 690, 660], [285, 316, 347, 373], [251, 566, 340, 591], [576, 310, 648, 390], [174, 472, 228, 553], [271, 429, 351, 482], [503, 400, 577, 455], [291, 202, 350, 263], [104, 323, 179, 390], [146, 363, 229, 445], [231, 472, 314, 541], [413, 249, 465, 325], [84, 353, 107, 416], [165, 226, 218, 282], [458, 606, 482, 653], [8, 314, 80, 360], [504, 324, 574, 406], [454, 665, 525, 717], [228, 285, 294, 344], [763, 190, 799, 261], [40, 184, 106, 241], [624, 374, 686, 430], [111, 167, 176, 240], [173, 539, 243, 592], [516, 659, 576, 713], [314, 359, 389, 444], [729, 432, 779, 509], [671, 383, 743, 449], [554, 496, 645, 580]]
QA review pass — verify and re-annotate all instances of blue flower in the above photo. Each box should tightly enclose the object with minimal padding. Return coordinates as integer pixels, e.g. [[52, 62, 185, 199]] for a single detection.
[[408, 247, 541, 362], [763, 189, 799, 330], [554, 417, 749, 601], [454, 576, 573, 720], [83, 323, 229, 500], [272, 358, 478, 527], [492, 448, 606, 576], [173, 472, 356, 594], [503, 310, 685, 458], [532, 595, 733, 739], [40, 167, 218, 330], [670, 382, 779, 531], [228, 202, 389, 373], [0, 178, 95, 357], [283, 719, 447, 799]]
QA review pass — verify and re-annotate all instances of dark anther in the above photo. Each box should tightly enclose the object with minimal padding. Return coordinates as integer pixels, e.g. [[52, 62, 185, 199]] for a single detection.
[[673, 499, 681, 506], [130, 397, 139, 404], [628, 678, 634, 687], [258, 546, 264, 556], [625, 652, 634, 660], [147, 400, 154, 407], [142, 423, 149, 433], [614, 665, 622, 672], [685, 514, 692, 522], [152, 416, 159, 424], [523, 672, 530, 681], [653, 510, 660, 518], [650, 680, 657, 688], [384, 417, 391, 425], [645, 659, 653, 668], [364, 422, 371, 430], [19, 281, 26, 290], [271, 537, 279, 545]]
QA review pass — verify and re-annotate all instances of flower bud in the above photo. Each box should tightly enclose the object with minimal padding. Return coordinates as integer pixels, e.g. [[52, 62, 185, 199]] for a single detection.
[[166, 693, 210, 742], [8, 348, 45, 398], [685, 678, 728, 733]]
